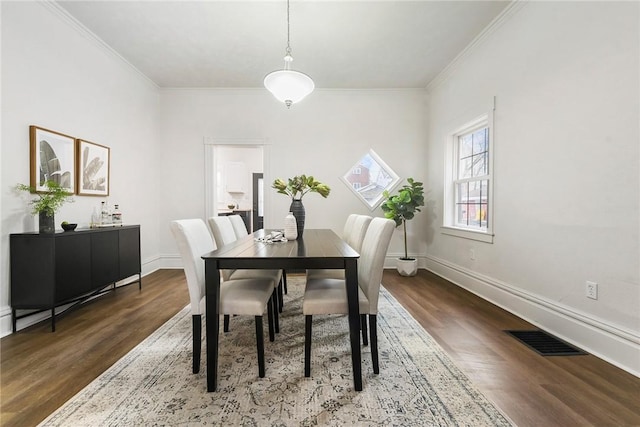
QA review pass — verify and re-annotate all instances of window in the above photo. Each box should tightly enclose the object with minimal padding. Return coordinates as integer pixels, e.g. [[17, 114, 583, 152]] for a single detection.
[[341, 149, 400, 210], [443, 113, 494, 243]]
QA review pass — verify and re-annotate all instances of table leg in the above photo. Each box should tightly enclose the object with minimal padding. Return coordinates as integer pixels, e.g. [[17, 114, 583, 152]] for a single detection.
[[205, 261, 221, 392], [345, 257, 362, 391]]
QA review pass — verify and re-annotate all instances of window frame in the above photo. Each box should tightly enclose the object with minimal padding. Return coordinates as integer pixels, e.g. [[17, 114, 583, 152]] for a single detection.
[[442, 112, 495, 243], [340, 149, 400, 211]]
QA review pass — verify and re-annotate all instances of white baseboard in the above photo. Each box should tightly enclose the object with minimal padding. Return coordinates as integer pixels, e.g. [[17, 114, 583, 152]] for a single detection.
[[161, 254, 184, 269], [423, 254, 640, 378], [0, 305, 14, 339], [142, 256, 162, 276]]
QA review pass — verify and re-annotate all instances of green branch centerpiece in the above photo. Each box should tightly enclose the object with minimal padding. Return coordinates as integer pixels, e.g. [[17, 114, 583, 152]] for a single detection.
[[381, 178, 424, 276], [272, 175, 330, 238], [16, 180, 74, 233]]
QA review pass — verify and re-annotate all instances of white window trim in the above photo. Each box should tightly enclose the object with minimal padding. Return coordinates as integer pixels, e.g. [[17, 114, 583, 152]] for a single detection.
[[442, 111, 495, 244]]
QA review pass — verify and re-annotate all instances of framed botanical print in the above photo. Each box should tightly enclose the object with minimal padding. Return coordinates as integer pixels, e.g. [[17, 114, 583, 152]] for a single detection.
[[76, 139, 110, 196], [30, 126, 76, 193]]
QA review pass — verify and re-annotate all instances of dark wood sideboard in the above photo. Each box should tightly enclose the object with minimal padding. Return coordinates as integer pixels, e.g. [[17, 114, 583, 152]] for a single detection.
[[218, 210, 251, 233], [10, 225, 141, 332]]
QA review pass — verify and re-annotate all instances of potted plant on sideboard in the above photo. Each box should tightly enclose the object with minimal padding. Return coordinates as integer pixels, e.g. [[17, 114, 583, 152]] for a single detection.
[[381, 178, 425, 276], [16, 180, 73, 233]]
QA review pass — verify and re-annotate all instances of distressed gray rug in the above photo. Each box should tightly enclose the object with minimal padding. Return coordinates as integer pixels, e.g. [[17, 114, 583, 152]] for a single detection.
[[40, 277, 513, 426]]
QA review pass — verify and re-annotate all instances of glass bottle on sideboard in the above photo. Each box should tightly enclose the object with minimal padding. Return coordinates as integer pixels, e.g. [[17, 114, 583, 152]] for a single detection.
[[112, 204, 122, 226]]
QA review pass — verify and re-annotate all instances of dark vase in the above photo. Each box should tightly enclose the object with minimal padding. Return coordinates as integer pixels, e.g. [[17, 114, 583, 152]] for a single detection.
[[39, 211, 55, 234], [289, 199, 305, 239]]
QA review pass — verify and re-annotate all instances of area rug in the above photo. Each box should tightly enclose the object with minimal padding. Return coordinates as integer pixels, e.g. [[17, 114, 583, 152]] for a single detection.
[[39, 277, 513, 426]]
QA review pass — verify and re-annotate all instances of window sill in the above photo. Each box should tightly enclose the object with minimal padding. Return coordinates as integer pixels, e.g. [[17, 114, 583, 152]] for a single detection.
[[441, 226, 494, 243]]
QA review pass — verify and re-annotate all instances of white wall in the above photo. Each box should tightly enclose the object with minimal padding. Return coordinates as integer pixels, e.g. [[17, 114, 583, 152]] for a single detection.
[[425, 2, 639, 374], [157, 88, 428, 260], [0, 2, 160, 334]]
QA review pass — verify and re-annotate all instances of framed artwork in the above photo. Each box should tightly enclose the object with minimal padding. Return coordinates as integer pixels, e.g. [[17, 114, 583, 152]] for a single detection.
[[340, 149, 400, 210], [30, 126, 76, 193], [76, 139, 110, 196]]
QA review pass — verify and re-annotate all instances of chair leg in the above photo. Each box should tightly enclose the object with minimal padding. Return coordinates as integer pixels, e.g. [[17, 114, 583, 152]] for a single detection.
[[304, 315, 312, 377], [267, 294, 275, 342], [192, 314, 201, 374], [278, 279, 284, 313], [369, 314, 379, 374], [255, 316, 265, 378], [360, 314, 368, 346], [271, 291, 280, 333], [223, 314, 230, 333], [282, 270, 288, 294]]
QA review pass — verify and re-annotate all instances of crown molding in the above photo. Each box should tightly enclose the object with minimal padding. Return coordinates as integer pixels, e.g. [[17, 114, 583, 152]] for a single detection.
[[426, 0, 528, 93]]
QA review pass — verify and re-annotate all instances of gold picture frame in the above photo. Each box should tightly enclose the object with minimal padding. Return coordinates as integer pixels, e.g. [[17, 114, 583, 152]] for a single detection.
[[76, 139, 110, 196], [29, 125, 76, 194]]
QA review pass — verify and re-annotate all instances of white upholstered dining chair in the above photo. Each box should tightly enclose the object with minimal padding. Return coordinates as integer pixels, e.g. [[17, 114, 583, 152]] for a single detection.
[[228, 214, 249, 238], [306, 214, 372, 281], [302, 217, 395, 376], [208, 216, 237, 281], [170, 219, 276, 377], [228, 214, 289, 297], [208, 216, 284, 328]]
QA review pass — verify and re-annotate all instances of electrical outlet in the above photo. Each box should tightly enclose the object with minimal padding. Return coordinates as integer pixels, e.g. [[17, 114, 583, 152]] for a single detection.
[[586, 281, 598, 300]]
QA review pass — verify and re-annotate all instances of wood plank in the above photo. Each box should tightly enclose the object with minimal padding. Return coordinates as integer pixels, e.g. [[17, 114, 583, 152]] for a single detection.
[[0, 269, 189, 427], [382, 269, 640, 427], [1, 269, 639, 427]]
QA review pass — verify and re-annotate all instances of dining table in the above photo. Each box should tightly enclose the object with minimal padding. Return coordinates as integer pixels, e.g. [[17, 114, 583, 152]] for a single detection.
[[202, 228, 362, 392]]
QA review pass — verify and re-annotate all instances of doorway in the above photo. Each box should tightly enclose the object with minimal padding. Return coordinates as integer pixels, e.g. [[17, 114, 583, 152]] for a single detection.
[[252, 173, 264, 230], [204, 139, 269, 229]]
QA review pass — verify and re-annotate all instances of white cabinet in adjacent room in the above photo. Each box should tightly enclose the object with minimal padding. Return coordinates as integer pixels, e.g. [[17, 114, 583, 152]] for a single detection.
[[225, 161, 247, 193]]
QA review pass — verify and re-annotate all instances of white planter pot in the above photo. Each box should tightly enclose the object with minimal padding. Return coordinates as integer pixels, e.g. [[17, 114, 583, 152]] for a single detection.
[[396, 258, 417, 276]]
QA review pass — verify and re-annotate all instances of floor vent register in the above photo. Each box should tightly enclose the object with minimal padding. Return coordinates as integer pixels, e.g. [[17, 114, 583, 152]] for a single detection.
[[505, 330, 587, 356]]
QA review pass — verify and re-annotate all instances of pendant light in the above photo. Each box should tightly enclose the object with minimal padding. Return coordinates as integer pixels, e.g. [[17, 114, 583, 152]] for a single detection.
[[264, 0, 314, 108]]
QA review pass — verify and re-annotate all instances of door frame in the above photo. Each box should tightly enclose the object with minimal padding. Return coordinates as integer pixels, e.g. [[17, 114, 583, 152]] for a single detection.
[[203, 138, 270, 223], [252, 173, 264, 231]]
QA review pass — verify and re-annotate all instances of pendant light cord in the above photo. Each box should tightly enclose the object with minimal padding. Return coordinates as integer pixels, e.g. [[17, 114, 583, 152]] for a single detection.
[[286, 0, 292, 57]]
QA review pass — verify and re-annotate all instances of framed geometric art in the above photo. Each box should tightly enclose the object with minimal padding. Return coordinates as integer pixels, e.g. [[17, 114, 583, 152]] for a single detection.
[[29, 126, 76, 194], [76, 139, 110, 196]]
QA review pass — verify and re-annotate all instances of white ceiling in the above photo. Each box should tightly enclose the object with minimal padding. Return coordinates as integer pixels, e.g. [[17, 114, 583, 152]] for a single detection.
[[56, 1, 511, 89]]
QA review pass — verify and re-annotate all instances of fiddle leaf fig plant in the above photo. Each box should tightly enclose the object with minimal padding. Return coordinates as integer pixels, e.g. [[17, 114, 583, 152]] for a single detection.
[[381, 178, 424, 260]]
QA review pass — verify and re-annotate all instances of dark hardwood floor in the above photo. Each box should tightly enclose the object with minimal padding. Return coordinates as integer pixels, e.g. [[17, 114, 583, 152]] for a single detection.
[[382, 270, 640, 427], [0, 270, 190, 427], [1, 269, 639, 426]]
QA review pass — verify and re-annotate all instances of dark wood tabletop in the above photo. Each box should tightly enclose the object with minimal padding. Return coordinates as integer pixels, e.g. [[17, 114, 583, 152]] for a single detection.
[[202, 228, 362, 391]]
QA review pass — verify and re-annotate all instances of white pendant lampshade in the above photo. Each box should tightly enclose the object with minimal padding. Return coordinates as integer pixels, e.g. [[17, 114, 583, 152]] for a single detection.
[[264, 57, 315, 108], [264, 0, 314, 108]]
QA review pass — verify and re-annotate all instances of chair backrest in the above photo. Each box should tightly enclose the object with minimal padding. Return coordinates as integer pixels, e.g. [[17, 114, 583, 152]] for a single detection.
[[208, 216, 237, 247], [342, 214, 358, 239], [358, 217, 395, 314], [345, 215, 372, 252], [229, 214, 249, 238], [170, 219, 215, 315], [208, 216, 239, 281]]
